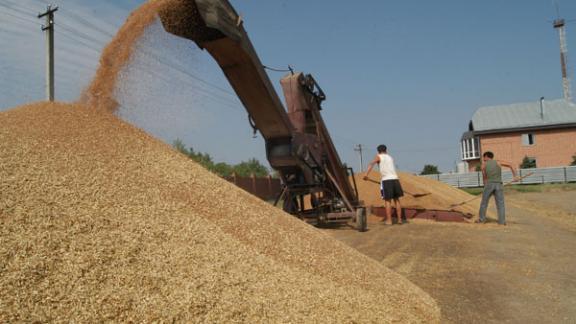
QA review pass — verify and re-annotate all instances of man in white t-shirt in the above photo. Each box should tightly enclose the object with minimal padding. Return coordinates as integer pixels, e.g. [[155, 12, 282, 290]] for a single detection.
[[364, 145, 404, 225]]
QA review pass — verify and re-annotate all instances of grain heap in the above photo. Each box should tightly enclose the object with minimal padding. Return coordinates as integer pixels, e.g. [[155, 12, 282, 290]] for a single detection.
[[1, 0, 442, 321], [353, 172, 485, 217], [0, 103, 439, 322]]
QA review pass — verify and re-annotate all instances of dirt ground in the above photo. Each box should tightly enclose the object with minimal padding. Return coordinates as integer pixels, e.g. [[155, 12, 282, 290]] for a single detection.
[[330, 190, 576, 323]]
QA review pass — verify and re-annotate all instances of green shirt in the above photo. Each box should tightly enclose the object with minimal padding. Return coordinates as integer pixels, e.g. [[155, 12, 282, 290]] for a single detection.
[[485, 160, 502, 183]]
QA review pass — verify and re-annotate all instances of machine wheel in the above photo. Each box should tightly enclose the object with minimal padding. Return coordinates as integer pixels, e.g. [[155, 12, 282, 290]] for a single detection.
[[356, 207, 367, 232]]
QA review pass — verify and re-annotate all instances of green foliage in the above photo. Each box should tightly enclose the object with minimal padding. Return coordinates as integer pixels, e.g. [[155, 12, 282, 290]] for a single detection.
[[571, 154, 576, 166], [188, 148, 215, 170], [475, 165, 482, 172], [420, 164, 440, 175], [520, 156, 536, 169], [233, 158, 269, 177], [172, 139, 269, 178], [213, 162, 234, 178], [173, 138, 188, 155]]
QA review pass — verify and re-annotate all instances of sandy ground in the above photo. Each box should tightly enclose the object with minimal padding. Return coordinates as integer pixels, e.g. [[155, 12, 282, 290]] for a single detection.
[[330, 191, 576, 323], [508, 190, 576, 214]]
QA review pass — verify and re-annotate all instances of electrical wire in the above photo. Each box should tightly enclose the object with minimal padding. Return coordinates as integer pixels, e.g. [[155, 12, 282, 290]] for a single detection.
[[139, 50, 238, 99], [56, 22, 107, 46], [0, 5, 42, 27], [2, 0, 247, 113], [56, 30, 102, 54], [4, 0, 239, 103]]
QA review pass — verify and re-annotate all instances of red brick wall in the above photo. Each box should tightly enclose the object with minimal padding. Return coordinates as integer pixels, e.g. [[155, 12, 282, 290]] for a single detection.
[[478, 127, 576, 168]]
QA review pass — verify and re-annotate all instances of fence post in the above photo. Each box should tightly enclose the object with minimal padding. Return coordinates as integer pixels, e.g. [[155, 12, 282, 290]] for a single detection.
[[251, 173, 257, 195], [477, 172, 481, 187], [564, 167, 568, 183], [519, 169, 523, 184]]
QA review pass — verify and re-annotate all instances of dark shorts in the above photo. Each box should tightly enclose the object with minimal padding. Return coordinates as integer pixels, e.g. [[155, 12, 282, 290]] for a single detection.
[[381, 179, 404, 200]]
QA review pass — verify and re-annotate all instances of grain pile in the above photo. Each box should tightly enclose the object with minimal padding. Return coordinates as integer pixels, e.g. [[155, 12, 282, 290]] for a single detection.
[[0, 103, 440, 322], [354, 172, 485, 218], [0, 0, 443, 321]]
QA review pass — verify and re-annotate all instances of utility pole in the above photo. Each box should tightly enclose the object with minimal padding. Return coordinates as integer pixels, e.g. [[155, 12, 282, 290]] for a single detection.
[[354, 144, 364, 172], [38, 5, 58, 102]]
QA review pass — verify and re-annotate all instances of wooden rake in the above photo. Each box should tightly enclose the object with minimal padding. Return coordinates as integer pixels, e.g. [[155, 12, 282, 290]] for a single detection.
[[363, 177, 431, 198], [448, 172, 534, 208]]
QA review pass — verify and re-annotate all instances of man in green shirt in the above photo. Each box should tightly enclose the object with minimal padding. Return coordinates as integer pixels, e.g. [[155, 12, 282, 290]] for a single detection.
[[478, 151, 518, 225]]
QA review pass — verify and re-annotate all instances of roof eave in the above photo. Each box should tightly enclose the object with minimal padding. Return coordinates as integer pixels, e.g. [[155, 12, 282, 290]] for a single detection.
[[473, 122, 576, 135]]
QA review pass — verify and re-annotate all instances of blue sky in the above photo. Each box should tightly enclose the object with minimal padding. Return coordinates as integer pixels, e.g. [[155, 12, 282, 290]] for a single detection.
[[1, 0, 575, 173]]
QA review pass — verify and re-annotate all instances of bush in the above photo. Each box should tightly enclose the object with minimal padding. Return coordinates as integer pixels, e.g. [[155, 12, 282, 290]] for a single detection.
[[173, 139, 269, 177], [420, 164, 440, 175], [520, 156, 536, 169]]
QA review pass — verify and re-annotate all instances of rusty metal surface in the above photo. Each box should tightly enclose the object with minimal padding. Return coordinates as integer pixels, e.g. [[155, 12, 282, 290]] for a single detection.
[[326, 212, 355, 220], [371, 206, 472, 223], [280, 73, 358, 207], [159, 0, 361, 225], [226, 174, 282, 201]]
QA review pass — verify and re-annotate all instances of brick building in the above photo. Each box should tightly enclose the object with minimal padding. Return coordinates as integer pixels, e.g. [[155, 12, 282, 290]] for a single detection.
[[460, 99, 576, 172]]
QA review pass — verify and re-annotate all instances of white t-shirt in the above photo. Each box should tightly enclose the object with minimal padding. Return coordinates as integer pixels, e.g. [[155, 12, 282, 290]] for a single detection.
[[378, 153, 399, 181]]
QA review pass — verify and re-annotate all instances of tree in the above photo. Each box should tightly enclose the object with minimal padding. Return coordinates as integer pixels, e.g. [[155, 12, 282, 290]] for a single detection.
[[420, 164, 440, 175], [188, 148, 215, 171], [571, 154, 576, 166], [172, 139, 271, 177], [173, 139, 214, 170], [173, 138, 189, 156], [233, 158, 269, 177], [520, 156, 536, 169], [213, 162, 234, 177]]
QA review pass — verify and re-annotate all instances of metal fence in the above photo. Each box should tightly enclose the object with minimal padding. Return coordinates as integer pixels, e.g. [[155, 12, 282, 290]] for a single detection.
[[225, 174, 282, 201], [422, 166, 576, 188]]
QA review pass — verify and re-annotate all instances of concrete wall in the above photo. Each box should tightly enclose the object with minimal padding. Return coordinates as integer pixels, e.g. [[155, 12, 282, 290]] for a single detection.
[[477, 127, 576, 169]]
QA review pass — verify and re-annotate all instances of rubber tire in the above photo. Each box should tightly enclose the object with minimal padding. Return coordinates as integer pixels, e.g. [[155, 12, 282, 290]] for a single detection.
[[356, 208, 367, 232]]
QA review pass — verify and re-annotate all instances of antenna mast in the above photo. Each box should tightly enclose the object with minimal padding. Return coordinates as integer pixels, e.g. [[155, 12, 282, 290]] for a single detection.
[[553, 2, 572, 101]]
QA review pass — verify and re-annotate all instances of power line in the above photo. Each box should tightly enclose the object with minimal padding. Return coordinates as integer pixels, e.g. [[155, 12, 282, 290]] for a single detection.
[[140, 50, 238, 97], [55, 23, 106, 51], [0, 2, 38, 19], [56, 30, 102, 54], [2, 1, 246, 113], [139, 50, 240, 102], [57, 7, 115, 38], [31, 0, 120, 37], [0, 5, 42, 26], [120, 64, 243, 112], [56, 21, 107, 46], [6, 0, 241, 103]]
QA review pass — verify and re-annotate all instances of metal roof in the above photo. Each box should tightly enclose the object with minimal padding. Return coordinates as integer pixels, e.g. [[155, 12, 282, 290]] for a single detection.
[[471, 99, 576, 132]]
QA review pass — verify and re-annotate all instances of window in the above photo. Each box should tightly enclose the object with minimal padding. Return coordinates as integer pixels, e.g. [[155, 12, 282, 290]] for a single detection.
[[461, 137, 480, 160], [521, 133, 535, 146]]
